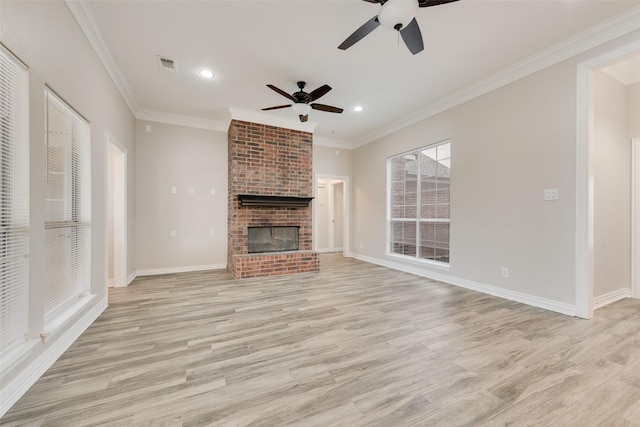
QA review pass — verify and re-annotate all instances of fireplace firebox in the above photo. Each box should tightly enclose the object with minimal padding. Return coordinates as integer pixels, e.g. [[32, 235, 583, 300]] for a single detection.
[[248, 226, 299, 254]]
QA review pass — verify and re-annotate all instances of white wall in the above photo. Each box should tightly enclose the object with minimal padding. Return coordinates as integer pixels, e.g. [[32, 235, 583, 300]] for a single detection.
[[313, 145, 352, 177], [135, 121, 227, 273], [0, 0, 135, 416], [592, 70, 632, 299]]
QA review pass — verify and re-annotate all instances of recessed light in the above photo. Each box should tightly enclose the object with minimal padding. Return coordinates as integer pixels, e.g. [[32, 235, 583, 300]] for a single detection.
[[353, 105, 363, 112], [199, 69, 214, 79]]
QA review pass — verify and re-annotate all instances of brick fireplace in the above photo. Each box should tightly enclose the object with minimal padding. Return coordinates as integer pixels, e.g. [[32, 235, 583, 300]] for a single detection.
[[227, 119, 319, 279]]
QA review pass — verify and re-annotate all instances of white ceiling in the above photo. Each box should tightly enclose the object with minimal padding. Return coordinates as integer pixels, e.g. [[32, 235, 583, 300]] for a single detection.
[[79, 0, 640, 145]]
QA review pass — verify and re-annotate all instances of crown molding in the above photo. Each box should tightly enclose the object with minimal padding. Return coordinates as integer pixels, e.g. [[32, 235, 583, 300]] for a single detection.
[[313, 137, 353, 149], [136, 108, 227, 132], [227, 107, 318, 134], [353, 5, 640, 148], [65, 0, 138, 115]]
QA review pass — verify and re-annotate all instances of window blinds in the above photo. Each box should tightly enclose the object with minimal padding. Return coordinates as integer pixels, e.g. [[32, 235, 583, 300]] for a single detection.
[[43, 89, 90, 318], [0, 44, 29, 355]]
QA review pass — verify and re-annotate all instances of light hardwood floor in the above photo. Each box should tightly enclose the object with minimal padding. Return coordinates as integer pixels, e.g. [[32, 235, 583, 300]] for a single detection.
[[2, 254, 640, 426]]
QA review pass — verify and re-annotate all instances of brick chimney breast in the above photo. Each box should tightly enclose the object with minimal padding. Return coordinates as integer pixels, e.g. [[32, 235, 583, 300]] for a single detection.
[[227, 120, 319, 279]]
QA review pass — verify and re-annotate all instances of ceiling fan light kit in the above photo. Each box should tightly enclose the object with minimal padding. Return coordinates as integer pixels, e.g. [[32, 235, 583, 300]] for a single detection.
[[339, 0, 459, 55], [261, 81, 344, 123]]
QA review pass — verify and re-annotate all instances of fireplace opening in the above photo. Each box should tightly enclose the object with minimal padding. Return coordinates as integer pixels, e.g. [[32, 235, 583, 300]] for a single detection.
[[248, 226, 299, 254]]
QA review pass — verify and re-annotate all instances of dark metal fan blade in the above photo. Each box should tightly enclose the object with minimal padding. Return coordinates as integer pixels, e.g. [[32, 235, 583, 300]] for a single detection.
[[261, 104, 292, 111], [308, 84, 332, 102], [338, 16, 380, 50], [299, 115, 308, 123], [400, 18, 424, 55], [266, 84, 296, 102], [311, 103, 344, 114], [362, 0, 383, 3], [418, 0, 459, 7]]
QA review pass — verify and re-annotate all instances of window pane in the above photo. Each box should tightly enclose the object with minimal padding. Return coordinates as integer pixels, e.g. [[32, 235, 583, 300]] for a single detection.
[[390, 221, 416, 257], [420, 222, 450, 263], [391, 154, 417, 219]]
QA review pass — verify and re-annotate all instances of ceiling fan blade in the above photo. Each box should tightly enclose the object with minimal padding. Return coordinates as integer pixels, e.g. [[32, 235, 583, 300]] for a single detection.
[[362, 0, 383, 3], [338, 16, 380, 50], [418, 0, 459, 7], [308, 84, 332, 102], [261, 104, 292, 111], [299, 115, 309, 123], [266, 84, 296, 102], [400, 17, 424, 55], [311, 103, 344, 114]]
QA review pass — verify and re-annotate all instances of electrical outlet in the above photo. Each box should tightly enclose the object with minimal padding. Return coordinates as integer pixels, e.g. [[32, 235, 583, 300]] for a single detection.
[[210, 228, 216, 237], [501, 267, 509, 278], [171, 230, 177, 238], [210, 188, 216, 196], [171, 186, 177, 194], [188, 187, 195, 196], [359, 243, 363, 249]]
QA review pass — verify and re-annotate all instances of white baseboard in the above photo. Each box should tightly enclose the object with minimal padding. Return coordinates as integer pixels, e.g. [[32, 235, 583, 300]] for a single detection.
[[135, 263, 227, 277], [0, 296, 108, 418], [351, 253, 576, 317], [594, 288, 632, 309], [127, 271, 137, 286]]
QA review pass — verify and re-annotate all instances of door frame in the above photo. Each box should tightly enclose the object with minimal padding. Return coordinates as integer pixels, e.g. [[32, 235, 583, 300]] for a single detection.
[[633, 138, 640, 299], [106, 132, 128, 288], [314, 174, 350, 257], [575, 40, 640, 318]]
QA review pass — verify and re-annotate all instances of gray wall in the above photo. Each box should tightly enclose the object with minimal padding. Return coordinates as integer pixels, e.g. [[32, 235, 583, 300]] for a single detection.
[[135, 121, 227, 271]]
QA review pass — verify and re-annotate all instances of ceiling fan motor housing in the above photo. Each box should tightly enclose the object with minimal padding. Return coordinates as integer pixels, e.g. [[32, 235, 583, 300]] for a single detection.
[[378, 0, 418, 30]]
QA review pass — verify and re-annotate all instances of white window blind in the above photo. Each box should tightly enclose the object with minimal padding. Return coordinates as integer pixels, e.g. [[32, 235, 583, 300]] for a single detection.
[[0, 44, 29, 356], [44, 89, 90, 319]]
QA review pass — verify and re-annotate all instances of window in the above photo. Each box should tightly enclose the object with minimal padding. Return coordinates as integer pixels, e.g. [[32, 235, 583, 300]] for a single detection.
[[0, 44, 29, 356], [44, 88, 90, 320], [388, 140, 450, 264]]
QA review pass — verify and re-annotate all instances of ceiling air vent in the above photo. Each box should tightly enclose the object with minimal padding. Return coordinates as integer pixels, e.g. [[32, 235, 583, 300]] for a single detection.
[[157, 55, 176, 72]]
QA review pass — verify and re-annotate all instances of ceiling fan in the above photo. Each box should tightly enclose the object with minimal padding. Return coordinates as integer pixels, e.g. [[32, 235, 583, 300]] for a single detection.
[[261, 81, 344, 123], [339, 0, 459, 55]]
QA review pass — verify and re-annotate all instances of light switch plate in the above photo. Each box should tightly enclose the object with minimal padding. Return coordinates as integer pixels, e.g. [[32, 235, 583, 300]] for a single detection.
[[544, 188, 559, 201]]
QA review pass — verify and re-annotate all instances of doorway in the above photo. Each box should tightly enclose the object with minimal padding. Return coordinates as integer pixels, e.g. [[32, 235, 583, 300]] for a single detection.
[[576, 41, 640, 318], [107, 134, 127, 288], [314, 175, 350, 256]]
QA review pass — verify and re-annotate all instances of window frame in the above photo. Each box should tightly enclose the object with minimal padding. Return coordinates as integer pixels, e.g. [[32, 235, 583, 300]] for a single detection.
[[386, 139, 451, 268], [43, 87, 91, 324]]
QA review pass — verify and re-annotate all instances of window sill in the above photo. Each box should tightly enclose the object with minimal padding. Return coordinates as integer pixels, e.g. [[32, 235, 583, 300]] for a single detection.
[[385, 253, 451, 271], [44, 293, 97, 338], [0, 338, 41, 374]]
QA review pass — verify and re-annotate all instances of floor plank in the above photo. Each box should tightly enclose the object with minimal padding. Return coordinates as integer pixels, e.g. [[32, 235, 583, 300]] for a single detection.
[[2, 254, 640, 426]]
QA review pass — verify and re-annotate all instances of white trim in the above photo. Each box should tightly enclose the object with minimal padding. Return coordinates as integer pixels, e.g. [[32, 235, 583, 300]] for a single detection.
[[227, 108, 317, 134], [136, 108, 227, 132], [106, 133, 128, 288], [314, 175, 351, 258], [352, 253, 576, 316], [135, 263, 226, 277], [0, 297, 107, 418], [353, 6, 640, 148], [575, 39, 640, 319], [127, 271, 137, 286], [65, 0, 138, 114], [593, 288, 632, 309], [314, 137, 353, 149], [107, 279, 114, 288], [632, 138, 640, 299]]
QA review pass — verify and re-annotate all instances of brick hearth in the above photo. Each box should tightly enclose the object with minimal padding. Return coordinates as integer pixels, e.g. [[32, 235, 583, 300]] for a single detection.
[[227, 119, 319, 279]]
